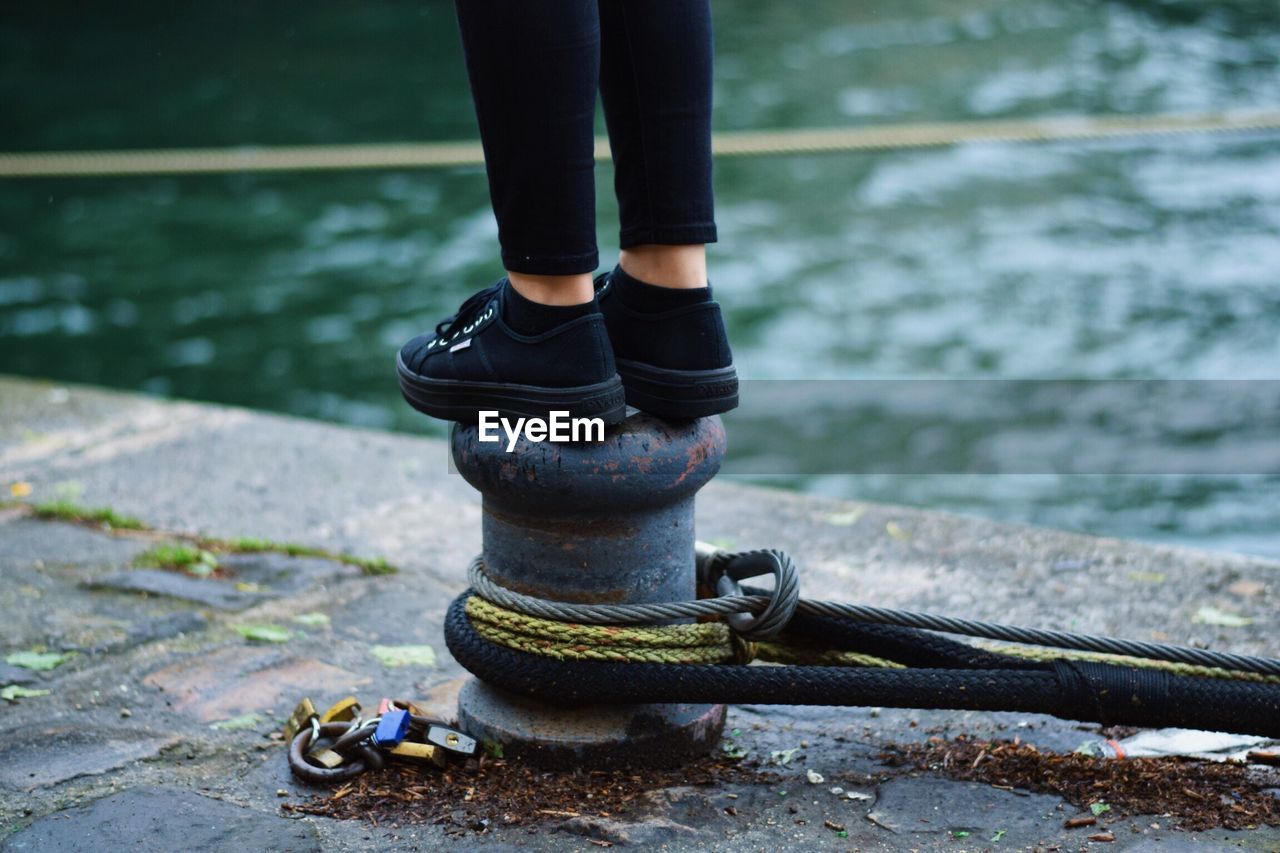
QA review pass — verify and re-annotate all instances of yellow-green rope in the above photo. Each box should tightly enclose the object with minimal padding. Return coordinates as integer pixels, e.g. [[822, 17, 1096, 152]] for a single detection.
[[466, 596, 732, 664], [467, 596, 905, 668], [467, 594, 1277, 684], [4, 109, 1278, 178], [755, 641, 906, 669], [971, 639, 1280, 685]]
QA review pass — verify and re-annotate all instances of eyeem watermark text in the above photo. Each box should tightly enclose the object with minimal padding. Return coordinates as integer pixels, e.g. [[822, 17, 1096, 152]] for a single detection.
[[477, 410, 604, 452]]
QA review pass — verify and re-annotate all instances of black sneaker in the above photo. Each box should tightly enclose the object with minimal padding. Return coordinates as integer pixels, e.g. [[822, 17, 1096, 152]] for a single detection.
[[397, 280, 627, 424], [595, 267, 739, 418]]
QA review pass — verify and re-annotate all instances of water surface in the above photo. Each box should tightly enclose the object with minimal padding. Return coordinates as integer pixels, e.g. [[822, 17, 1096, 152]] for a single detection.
[[3, 1, 1279, 555]]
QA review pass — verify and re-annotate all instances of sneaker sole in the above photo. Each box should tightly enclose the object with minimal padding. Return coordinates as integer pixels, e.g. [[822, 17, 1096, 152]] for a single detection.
[[397, 354, 627, 425], [616, 359, 739, 419]]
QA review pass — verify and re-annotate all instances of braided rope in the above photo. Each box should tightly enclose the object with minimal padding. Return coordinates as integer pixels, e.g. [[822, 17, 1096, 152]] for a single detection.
[[468, 554, 1280, 678], [467, 592, 1276, 680], [466, 595, 908, 668], [970, 640, 1280, 685], [756, 641, 905, 669], [465, 595, 734, 664], [445, 595, 1280, 738], [466, 596, 726, 649], [795, 600, 1280, 677]]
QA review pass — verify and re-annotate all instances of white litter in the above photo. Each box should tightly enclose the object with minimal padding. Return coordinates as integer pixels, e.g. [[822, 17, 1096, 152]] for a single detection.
[[1075, 727, 1276, 761]]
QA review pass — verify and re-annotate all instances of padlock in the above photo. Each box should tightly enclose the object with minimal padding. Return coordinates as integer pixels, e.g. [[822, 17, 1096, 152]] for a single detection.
[[427, 724, 478, 757], [389, 740, 448, 768], [307, 747, 346, 769], [283, 697, 318, 741], [391, 699, 427, 717], [371, 709, 410, 748], [305, 734, 347, 769], [319, 696, 361, 724]]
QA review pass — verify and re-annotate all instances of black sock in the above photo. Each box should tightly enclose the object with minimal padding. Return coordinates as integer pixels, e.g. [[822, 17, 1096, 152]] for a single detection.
[[610, 264, 711, 313], [501, 279, 598, 336]]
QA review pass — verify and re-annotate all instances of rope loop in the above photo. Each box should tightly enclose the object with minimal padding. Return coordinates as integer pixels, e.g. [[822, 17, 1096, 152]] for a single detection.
[[702, 548, 800, 641], [731, 634, 759, 665]]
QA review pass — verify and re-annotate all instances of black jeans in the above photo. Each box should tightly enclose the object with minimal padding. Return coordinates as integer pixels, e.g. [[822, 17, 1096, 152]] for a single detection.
[[454, 0, 717, 275]]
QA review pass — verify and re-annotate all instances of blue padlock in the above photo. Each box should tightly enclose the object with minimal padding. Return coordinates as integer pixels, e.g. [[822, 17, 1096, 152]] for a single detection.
[[371, 709, 410, 748]]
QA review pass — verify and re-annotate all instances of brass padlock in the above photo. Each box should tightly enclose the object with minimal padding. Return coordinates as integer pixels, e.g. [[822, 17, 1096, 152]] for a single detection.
[[319, 696, 361, 724], [391, 699, 428, 717], [389, 741, 447, 768], [283, 697, 318, 741], [307, 747, 346, 769]]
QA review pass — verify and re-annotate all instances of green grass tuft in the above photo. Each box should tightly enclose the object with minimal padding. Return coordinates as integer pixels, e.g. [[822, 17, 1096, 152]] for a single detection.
[[133, 543, 218, 576], [20, 501, 398, 576], [198, 537, 397, 576], [30, 500, 148, 530], [134, 543, 202, 567], [341, 555, 398, 576], [216, 537, 322, 559]]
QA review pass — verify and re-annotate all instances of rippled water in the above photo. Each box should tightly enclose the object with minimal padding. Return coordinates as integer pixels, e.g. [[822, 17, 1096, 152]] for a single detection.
[[3, 1, 1279, 555]]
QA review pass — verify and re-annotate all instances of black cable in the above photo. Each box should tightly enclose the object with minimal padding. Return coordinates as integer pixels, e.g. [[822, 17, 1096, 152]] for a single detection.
[[472, 552, 1280, 677], [446, 593, 1280, 738], [778, 608, 1044, 671]]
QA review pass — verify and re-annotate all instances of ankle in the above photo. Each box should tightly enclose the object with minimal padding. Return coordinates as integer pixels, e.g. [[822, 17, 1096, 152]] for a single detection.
[[618, 245, 707, 288], [609, 265, 712, 312], [502, 278, 598, 337], [507, 272, 595, 305]]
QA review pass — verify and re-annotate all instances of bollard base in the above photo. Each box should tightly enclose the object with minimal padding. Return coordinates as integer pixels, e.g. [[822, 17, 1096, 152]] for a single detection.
[[457, 679, 726, 769]]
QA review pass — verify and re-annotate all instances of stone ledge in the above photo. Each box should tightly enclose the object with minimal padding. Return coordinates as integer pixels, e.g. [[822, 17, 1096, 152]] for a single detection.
[[0, 374, 1276, 850]]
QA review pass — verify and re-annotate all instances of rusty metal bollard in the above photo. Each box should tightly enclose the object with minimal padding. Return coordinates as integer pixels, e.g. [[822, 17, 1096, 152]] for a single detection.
[[450, 412, 727, 768]]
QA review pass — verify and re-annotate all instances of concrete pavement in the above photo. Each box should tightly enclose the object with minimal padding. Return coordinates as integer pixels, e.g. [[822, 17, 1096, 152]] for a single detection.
[[1, 375, 1276, 850]]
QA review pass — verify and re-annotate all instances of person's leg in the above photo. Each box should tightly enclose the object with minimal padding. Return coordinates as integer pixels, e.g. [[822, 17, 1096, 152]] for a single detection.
[[593, 0, 736, 418], [617, 245, 707, 290], [598, 0, 715, 290], [454, 0, 600, 304], [397, 1, 625, 425]]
